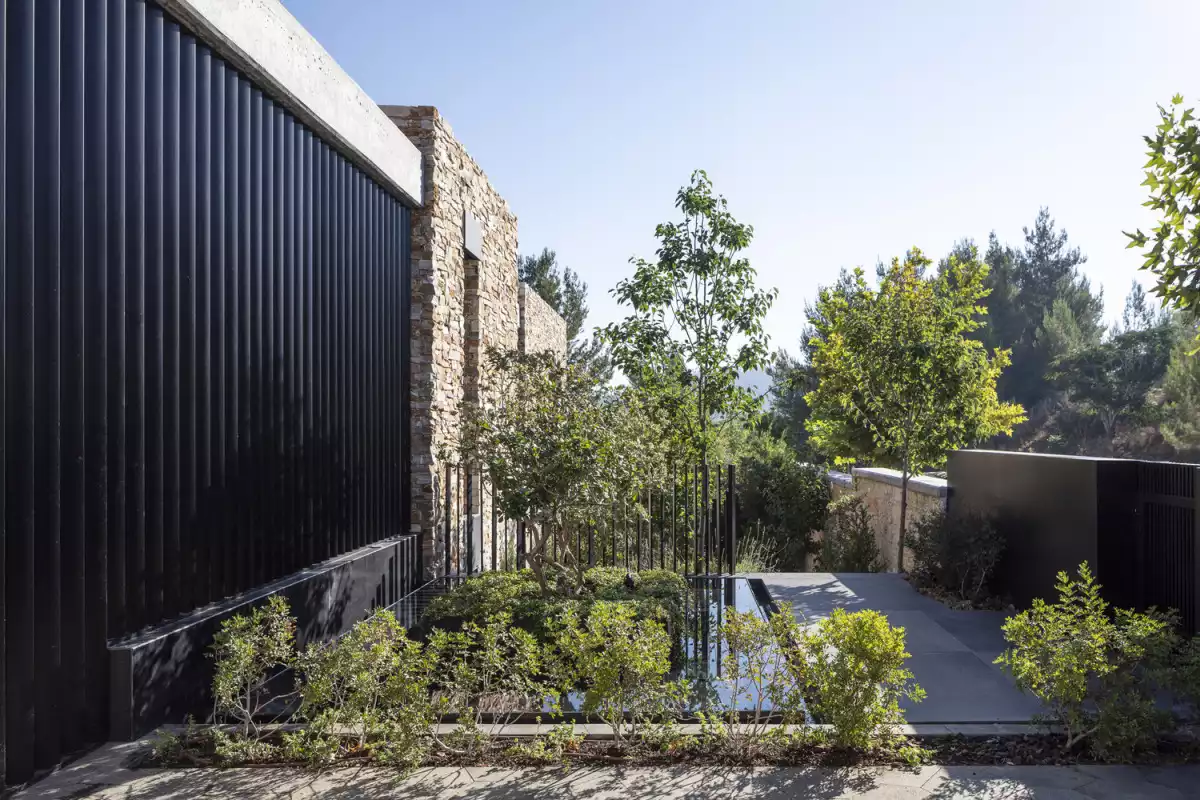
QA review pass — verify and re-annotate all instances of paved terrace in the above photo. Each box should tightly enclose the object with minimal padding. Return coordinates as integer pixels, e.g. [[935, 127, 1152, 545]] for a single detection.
[[16, 745, 1200, 799], [752, 572, 1045, 724]]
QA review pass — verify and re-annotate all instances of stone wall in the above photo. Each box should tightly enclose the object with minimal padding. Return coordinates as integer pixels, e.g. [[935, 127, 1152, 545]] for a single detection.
[[384, 105, 520, 577], [383, 105, 566, 578], [519, 284, 569, 358], [822, 468, 948, 572]]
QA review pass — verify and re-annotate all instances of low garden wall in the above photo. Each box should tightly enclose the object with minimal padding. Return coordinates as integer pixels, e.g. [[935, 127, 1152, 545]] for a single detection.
[[826, 468, 948, 572]]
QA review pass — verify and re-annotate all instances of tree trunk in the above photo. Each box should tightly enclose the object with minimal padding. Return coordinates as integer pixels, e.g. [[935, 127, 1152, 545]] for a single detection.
[[898, 461, 910, 573]]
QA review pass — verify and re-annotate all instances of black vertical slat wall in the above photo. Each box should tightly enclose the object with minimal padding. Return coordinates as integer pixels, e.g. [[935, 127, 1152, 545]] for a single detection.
[[2, 0, 413, 786]]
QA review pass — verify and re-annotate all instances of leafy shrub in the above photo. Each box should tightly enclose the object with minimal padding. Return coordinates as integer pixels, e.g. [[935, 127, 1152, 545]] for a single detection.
[[426, 612, 550, 755], [551, 601, 680, 745], [424, 567, 686, 643], [736, 447, 831, 570], [209, 595, 296, 739], [802, 608, 924, 749], [817, 494, 883, 572], [706, 610, 807, 756], [995, 563, 1179, 759], [905, 508, 1005, 603], [503, 722, 584, 763], [422, 570, 572, 641], [291, 610, 434, 770], [586, 566, 686, 631], [1168, 636, 1200, 721]]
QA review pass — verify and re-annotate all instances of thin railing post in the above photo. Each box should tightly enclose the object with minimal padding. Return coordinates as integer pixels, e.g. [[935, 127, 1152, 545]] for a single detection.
[[443, 463, 452, 577], [727, 463, 736, 575], [466, 468, 474, 575], [702, 464, 710, 575], [490, 476, 497, 572]]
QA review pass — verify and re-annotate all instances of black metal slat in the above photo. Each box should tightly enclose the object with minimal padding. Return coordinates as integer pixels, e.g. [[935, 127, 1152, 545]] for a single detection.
[[5, 1, 36, 781], [248, 87, 263, 586], [161, 18, 180, 621], [125, 0, 145, 633], [195, 42, 212, 606], [145, 3, 164, 626], [60, 0, 88, 760], [33, 0, 63, 769], [235, 76, 250, 592], [223, 65, 238, 597], [82, 0, 110, 746], [210, 57, 225, 598], [0, 0, 7, 781], [178, 30, 196, 614]]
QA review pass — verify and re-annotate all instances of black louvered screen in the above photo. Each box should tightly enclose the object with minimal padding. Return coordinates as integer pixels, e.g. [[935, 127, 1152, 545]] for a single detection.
[[2, 0, 412, 785], [1139, 462, 1200, 634]]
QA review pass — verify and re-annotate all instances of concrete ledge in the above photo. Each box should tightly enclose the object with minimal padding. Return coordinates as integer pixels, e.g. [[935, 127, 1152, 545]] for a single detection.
[[852, 467, 949, 498], [109, 535, 420, 740], [158, 0, 422, 206], [827, 470, 854, 489]]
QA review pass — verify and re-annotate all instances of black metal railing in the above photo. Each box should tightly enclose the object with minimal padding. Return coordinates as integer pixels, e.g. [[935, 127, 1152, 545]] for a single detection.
[[436, 463, 738, 578]]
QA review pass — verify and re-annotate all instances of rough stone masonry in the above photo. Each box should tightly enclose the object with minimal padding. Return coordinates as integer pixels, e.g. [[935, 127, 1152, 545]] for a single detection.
[[383, 106, 567, 578]]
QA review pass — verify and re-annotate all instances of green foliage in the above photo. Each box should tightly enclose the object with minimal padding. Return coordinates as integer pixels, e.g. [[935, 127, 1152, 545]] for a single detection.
[[551, 602, 679, 745], [503, 722, 584, 764], [1049, 323, 1173, 448], [519, 247, 613, 383], [972, 215, 1105, 416], [602, 170, 777, 461], [805, 246, 1025, 568], [1126, 95, 1200, 324], [1167, 636, 1200, 721], [730, 429, 830, 571], [422, 568, 686, 643], [905, 509, 1005, 603], [708, 611, 807, 755], [209, 595, 296, 739], [733, 534, 780, 573], [764, 349, 817, 456], [426, 612, 550, 754], [291, 611, 434, 769], [459, 349, 671, 594], [817, 494, 883, 573], [1161, 316, 1200, 452], [802, 608, 925, 750], [995, 563, 1179, 759]]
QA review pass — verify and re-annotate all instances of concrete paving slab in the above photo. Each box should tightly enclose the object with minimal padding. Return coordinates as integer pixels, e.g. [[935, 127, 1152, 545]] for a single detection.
[[879, 611, 970, 654], [761, 574, 1047, 724], [901, 651, 1043, 723]]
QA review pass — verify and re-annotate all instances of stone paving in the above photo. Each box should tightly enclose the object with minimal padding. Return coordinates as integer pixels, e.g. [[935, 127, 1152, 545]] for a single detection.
[[14, 743, 1200, 799], [752, 572, 1045, 724]]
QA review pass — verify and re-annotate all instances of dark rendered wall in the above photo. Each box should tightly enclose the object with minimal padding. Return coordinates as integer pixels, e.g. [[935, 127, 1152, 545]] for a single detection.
[[947, 450, 1103, 607], [2, 0, 413, 785]]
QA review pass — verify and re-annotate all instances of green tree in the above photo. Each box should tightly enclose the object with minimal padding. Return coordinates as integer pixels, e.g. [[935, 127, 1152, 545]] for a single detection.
[[764, 349, 816, 456], [458, 349, 670, 594], [1161, 316, 1200, 451], [519, 248, 613, 383], [1126, 95, 1200, 323], [602, 170, 777, 462], [999, 210, 1105, 414], [1048, 299, 1173, 453], [1121, 281, 1167, 333], [805, 247, 1025, 569]]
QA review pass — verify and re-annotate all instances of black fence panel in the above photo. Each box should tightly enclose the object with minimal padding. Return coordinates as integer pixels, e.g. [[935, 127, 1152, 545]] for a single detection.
[[1, 0, 413, 785], [439, 464, 738, 578]]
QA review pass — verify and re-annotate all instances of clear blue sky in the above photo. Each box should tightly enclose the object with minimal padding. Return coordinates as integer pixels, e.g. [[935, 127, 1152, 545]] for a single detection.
[[287, 0, 1200, 357]]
